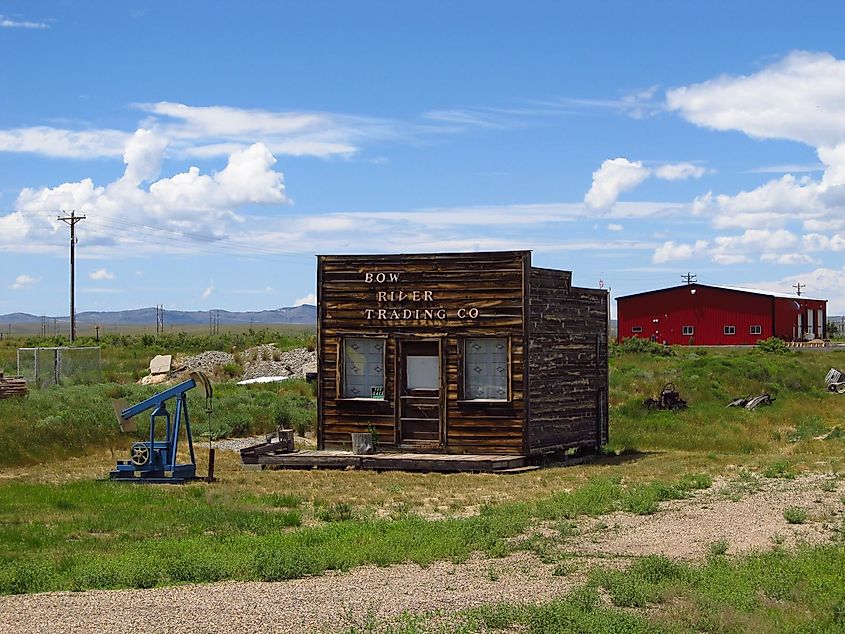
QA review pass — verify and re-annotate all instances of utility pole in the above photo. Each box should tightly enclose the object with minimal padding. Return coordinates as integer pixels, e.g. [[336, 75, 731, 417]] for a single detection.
[[58, 210, 86, 342], [681, 272, 697, 285], [155, 304, 165, 335], [793, 282, 805, 296]]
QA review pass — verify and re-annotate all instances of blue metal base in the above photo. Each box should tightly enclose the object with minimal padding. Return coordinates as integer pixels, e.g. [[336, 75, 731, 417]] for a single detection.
[[109, 461, 197, 484]]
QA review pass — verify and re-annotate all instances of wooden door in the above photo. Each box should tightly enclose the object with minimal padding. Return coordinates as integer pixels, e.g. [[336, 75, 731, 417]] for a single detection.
[[397, 339, 443, 447]]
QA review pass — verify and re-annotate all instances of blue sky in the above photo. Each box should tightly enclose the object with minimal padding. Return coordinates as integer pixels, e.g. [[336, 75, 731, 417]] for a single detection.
[[3, 1, 845, 317]]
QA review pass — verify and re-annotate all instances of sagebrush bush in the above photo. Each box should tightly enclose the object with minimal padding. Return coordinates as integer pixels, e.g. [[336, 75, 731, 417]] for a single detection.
[[758, 336, 791, 354], [611, 337, 674, 357]]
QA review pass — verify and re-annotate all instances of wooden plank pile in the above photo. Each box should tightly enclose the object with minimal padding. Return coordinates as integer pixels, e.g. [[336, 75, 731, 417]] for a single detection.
[[0, 371, 28, 399], [240, 428, 295, 464]]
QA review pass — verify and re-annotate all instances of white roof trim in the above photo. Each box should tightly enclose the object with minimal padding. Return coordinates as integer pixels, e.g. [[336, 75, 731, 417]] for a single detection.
[[706, 284, 825, 301]]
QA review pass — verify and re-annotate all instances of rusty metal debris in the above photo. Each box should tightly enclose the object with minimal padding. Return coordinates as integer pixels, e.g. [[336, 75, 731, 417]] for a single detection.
[[825, 368, 845, 393], [644, 382, 687, 411], [727, 394, 775, 410]]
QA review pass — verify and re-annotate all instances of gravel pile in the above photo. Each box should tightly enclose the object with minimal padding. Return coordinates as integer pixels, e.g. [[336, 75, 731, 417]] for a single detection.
[[209, 433, 317, 452], [176, 351, 234, 374], [171, 347, 316, 381], [241, 346, 317, 380]]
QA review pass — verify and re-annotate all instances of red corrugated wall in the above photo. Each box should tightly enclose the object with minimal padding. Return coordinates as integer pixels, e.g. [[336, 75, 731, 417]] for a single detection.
[[617, 285, 827, 345], [773, 297, 827, 339]]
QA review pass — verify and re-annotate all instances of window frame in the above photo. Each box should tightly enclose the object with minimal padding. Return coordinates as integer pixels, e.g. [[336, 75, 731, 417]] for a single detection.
[[459, 336, 511, 403], [750, 325, 762, 335], [724, 325, 736, 336], [631, 326, 643, 333], [682, 325, 694, 336], [338, 335, 388, 401]]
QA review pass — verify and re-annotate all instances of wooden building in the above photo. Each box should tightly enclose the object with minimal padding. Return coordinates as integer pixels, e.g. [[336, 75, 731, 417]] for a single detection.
[[316, 250, 609, 458], [616, 283, 827, 346]]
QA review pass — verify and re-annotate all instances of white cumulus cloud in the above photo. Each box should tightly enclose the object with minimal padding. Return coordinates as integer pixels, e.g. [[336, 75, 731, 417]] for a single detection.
[[294, 293, 317, 306], [654, 162, 708, 181], [584, 158, 649, 210], [667, 51, 845, 147], [89, 268, 115, 281], [10, 274, 40, 289], [802, 233, 845, 252], [760, 253, 817, 265], [3, 135, 288, 256], [585, 158, 709, 211], [667, 51, 845, 235], [652, 240, 709, 263]]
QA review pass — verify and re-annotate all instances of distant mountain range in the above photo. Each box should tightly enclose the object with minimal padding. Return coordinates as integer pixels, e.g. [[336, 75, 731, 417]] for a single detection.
[[0, 305, 317, 326]]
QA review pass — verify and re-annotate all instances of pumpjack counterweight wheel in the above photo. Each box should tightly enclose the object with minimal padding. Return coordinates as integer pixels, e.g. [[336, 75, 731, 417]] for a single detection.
[[131, 442, 150, 466]]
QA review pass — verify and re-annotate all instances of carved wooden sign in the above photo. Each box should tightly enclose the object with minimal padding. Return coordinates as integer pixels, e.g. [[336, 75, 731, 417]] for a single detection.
[[360, 271, 480, 322]]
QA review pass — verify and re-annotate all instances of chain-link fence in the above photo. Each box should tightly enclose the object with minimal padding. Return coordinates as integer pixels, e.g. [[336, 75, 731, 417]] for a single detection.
[[16, 347, 102, 388]]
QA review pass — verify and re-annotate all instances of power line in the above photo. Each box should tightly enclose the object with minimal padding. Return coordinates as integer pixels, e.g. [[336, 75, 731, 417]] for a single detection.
[[793, 282, 805, 296], [681, 272, 697, 285]]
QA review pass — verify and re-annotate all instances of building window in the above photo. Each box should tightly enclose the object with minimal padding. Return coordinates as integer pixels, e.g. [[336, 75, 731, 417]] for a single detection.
[[342, 337, 385, 398], [750, 325, 762, 335], [463, 337, 509, 400], [631, 326, 643, 333], [724, 325, 736, 335], [682, 326, 694, 336]]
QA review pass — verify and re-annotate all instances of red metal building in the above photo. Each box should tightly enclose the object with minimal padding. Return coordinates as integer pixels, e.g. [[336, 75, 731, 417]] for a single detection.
[[616, 284, 827, 345]]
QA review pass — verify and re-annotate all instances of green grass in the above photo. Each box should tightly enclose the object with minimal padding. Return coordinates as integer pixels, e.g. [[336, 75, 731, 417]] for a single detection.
[[0, 473, 711, 594], [0, 378, 315, 466], [0, 328, 314, 384], [608, 347, 845, 457], [591, 546, 845, 633], [784, 506, 808, 524], [0, 330, 317, 466], [4, 343, 845, 467], [340, 545, 845, 633]]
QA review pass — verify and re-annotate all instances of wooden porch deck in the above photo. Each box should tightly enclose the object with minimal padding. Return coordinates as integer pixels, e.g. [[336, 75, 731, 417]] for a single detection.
[[241, 449, 531, 473]]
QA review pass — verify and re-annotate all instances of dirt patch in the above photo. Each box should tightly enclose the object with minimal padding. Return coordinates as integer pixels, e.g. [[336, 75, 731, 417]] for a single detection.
[[566, 473, 844, 559]]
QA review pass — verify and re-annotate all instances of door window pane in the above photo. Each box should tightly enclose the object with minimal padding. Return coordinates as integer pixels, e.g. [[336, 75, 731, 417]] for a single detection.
[[343, 338, 385, 398], [407, 356, 439, 390], [463, 338, 508, 400]]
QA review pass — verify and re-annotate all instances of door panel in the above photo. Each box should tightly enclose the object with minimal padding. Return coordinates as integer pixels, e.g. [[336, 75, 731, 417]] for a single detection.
[[398, 340, 443, 446]]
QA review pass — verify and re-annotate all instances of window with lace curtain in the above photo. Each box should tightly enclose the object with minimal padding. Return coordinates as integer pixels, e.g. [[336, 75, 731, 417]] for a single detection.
[[462, 337, 509, 400], [342, 337, 385, 398]]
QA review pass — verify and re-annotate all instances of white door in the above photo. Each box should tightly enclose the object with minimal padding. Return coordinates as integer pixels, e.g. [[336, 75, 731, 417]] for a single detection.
[[818, 309, 824, 337], [798, 314, 803, 338], [807, 310, 814, 338]]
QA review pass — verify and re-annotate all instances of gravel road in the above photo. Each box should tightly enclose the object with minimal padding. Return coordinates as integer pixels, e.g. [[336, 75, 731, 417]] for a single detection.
[[0, 552, 578, 634]]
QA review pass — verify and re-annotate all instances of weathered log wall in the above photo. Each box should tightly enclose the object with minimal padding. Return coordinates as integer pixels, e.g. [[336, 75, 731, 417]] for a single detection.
[[318, 252, 609, 457], [526, 268, 609, 454]]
